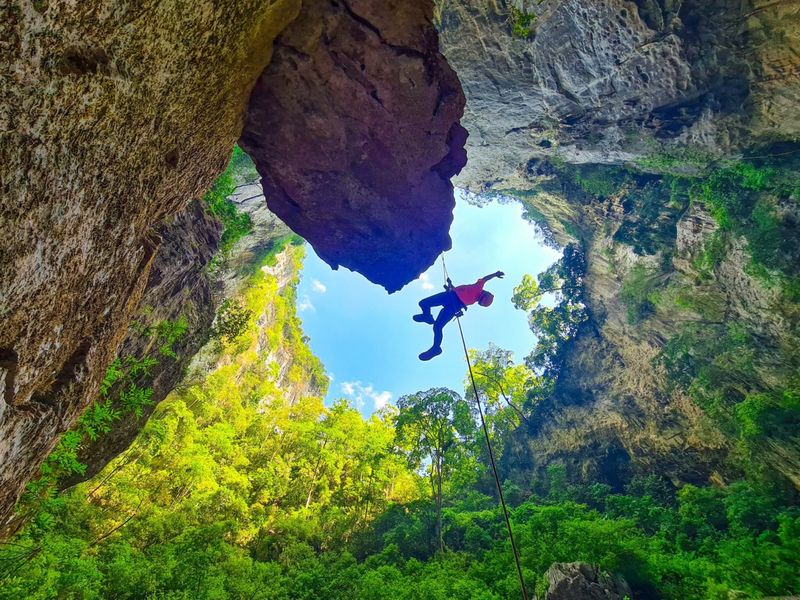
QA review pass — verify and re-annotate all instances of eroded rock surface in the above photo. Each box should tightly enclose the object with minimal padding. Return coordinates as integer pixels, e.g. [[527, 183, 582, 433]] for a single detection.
[[433, 0, 800, 488], [545, 563, 633, 600], [54, 200, 222, 494], [438, 0, 800, 188], [499, 163, 800, 489], [241, 0, 467, 293], [0, 0, 301, 529]]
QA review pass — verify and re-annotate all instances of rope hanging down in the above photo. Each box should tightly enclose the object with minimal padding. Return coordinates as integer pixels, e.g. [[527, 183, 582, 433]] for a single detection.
[[441, 256, 530, 600]]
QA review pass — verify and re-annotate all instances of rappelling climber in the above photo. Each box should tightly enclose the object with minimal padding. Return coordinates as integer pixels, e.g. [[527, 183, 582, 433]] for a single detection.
[[413, 270, 504, 361]]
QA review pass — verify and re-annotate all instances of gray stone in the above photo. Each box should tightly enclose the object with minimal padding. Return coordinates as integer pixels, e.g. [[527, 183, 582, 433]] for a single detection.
[[545, 562, 632, 600], [437, 0, 800, 190]]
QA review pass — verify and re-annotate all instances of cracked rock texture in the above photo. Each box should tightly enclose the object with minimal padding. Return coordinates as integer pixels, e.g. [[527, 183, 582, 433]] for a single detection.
[[501, 166, 799, 489], [433, 0, 800, 487], [545, 562, 633, 600], [0, 0, 301, 529], [437, 0, 800, 189], [241, 0, 468, 293]]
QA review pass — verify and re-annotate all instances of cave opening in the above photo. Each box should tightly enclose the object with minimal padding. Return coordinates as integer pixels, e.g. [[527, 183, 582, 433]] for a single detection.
[[295, 191, 561, 413], [4, 0, 800, 594]]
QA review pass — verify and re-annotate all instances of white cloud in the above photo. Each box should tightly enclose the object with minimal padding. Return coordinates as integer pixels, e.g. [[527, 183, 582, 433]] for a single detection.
[[340, 380, 393, 412], [372, 390, 392, 411], [311, 279, 327, 294], [418, 272, 435, 291], [297, 295, 315, 312]]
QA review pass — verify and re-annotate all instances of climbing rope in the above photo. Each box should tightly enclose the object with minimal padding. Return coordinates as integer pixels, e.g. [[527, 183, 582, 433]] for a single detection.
[[441, 255, 530, 600]]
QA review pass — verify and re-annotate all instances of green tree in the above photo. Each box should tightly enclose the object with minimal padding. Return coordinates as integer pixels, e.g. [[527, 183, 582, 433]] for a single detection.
[[395, 388, 473, 552], [467, 344, 539, 441], [513, 244, 588, 381]]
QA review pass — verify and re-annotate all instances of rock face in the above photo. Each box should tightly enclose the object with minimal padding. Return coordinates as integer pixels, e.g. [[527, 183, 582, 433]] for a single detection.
[[56, 174, 294, 499], [499, 164, 800, 489], [434, 0, 800, 488], [545, 563, 633, 600], [0, 0, 302, 529], [58, 200, 222, 491], [438, 0, 800, 188], [241, 0, 468, 293], [0, 0, 466, 528]]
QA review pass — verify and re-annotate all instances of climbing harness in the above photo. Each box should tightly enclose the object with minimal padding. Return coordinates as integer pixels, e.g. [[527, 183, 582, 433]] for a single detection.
[[440, 256, 530, 600]]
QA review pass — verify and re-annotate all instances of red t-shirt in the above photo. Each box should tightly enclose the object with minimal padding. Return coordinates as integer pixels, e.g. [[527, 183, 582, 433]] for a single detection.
[[454, 278, 488, 306]]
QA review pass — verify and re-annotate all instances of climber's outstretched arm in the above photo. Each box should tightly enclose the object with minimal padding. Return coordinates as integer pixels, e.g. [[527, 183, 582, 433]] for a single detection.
[[481, 270, 505, 282]]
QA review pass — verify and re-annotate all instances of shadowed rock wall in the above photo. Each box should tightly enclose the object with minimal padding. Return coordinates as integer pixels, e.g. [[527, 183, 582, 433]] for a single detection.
[[241, 0, 468, 293]]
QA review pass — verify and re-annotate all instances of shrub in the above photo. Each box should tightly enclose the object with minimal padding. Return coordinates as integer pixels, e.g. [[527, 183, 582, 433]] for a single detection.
[[620, 264, 660, 324], [212, 299, 253, 342], [204, 147, 254, 255], [509, 6, 536, 38]]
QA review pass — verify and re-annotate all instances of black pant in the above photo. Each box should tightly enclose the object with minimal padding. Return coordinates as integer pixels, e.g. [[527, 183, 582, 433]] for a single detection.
[[418, 291, 465, 350]]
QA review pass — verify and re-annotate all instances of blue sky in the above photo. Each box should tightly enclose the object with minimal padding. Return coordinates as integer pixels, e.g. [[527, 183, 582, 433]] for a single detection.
[[295, 191, 561, 415]]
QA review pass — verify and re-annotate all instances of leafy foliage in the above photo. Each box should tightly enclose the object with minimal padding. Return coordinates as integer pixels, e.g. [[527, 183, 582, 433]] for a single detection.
[[619, 263, 661, 324], [514, 244, 587, 380], [509, 4, 536, 38], [468, 344, 539, 427], [658, 320, 800, 477], [211, 299, 253, 342], [396, 388, 475, 551], [569, 165, 627, 198], [15, 319, 187, 518], [654, 160, 797, 286], [204, 146, 255, 256]]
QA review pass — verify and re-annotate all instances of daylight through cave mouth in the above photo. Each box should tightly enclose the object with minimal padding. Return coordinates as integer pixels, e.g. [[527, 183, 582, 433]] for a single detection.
[[295, 191, 562, 413], [4, 0, 800, 596]]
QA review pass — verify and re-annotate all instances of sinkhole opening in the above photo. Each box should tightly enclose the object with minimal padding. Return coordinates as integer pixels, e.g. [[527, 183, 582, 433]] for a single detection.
[[295, 189, 563, 414]]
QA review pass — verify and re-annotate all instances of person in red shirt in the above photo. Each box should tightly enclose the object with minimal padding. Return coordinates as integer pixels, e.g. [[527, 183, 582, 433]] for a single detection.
[[413, 270, 505, 361]]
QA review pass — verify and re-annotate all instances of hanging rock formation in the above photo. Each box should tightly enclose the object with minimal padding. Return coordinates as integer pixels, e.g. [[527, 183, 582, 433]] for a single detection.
[[241, 0, 468, 293]]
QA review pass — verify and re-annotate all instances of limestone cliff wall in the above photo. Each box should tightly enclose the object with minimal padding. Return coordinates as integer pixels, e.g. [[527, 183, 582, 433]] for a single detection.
[[488, 163, 800, 489], [56, 199, 222, 492], [0, 0, 301, 528], [438, 0, 800, 188], [59, 173, 295, 494], [436, 0, 800, 487], [502, 180, 732, 487]]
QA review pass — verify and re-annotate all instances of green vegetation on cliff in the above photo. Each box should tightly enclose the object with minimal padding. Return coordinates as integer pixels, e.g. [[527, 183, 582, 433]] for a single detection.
[[204, 146, 256, 256], [4, 231, 800, 599]]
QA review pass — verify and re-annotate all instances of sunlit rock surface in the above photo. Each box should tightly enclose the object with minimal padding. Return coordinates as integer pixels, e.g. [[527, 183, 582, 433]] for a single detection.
[[241, 0, 467, 293], [438, 0, 800, 188]]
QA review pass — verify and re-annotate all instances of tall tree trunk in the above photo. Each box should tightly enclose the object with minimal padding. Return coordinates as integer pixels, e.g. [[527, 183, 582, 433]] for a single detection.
[[436, 451, 443, 552]]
